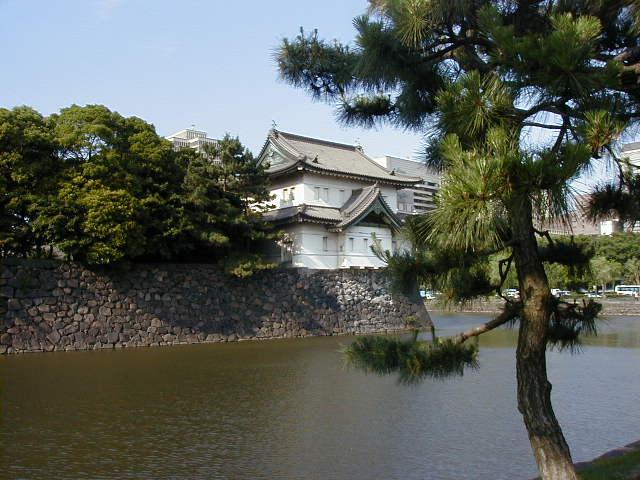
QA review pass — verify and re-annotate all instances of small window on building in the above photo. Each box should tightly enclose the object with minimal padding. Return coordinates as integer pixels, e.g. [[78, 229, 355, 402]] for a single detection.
[[314, 187, 321, 201], [348, 237, 354, 251], [339, 189, 346, 203], [363, 238, 368, 251], [323, 188, 329, 202], [288, 187, 294, 200], [283, 188, 288, 199], [322, 236, 328, 251]]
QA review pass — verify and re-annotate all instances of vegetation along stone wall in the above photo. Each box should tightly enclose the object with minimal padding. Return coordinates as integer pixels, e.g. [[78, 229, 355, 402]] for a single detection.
[[0, 259, 420, 354]]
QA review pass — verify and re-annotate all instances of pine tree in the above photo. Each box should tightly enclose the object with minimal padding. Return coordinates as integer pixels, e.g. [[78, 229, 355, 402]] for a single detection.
[[276, 2, 638, 478], [588, 166, 640, 230]]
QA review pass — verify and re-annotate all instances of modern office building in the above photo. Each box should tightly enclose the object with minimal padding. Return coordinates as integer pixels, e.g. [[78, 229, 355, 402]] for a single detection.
[[541, 194, 601, 236], [622, 141, 640, 170], [166, 127, 220, 162], [621, 141, 640, 232], [373, 155, 441, 215]]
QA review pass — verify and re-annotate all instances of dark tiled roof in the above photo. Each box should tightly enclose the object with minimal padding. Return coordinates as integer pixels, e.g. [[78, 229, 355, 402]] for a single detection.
[[259, 130, 421, 186], [335, 185, 401, 230], [262, 205, 342, 224], [263, 185, 401, 231]]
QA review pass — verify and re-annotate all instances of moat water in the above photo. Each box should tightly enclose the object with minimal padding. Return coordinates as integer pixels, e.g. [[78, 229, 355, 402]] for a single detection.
[[1, 314, 639, 480]]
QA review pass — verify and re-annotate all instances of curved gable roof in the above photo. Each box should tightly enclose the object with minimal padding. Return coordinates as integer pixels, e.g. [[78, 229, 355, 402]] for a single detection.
[[333, 185, 402, 231], [258, 129, 421, 186], [262, 184, 402, 231]]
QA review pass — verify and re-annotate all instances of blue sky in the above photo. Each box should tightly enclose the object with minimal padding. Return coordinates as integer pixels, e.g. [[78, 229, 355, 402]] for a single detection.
[[0, 0, 424, 159]]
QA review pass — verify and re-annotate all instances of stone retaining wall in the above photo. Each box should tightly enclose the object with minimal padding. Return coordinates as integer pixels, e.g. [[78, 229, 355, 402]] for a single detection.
[[0, 259, 418, 354]]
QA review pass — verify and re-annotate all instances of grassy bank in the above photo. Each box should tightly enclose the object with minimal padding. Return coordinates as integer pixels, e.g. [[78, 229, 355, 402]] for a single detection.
[[579, 448, 640, 479]]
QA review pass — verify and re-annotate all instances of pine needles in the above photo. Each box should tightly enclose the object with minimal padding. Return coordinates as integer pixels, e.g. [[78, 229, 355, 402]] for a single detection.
[[345, 336, 478, 384], [547, 298, 603, 351]]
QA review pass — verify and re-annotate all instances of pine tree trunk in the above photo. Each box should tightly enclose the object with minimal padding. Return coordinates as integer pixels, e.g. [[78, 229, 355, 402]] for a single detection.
[[511, 199, 578, 480]]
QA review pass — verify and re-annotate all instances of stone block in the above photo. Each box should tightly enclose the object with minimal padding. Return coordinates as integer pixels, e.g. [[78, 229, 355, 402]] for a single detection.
[[61, 323, 79, 335], [106, 332, 119, 344], [47, 330, 60, 345]]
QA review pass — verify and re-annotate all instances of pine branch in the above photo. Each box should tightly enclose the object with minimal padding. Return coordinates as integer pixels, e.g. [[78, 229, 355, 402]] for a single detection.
[[344, 336, 478, 383], [453, 304, 521, 344]]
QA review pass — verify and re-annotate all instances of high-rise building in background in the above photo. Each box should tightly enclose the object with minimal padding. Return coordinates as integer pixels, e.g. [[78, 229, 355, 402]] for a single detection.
[[166, 127, 220, 163], [622, 141, 640, 170], [621, 142, 640, 232], [541, 194, 600, 236], [373, 155, 441, 216]]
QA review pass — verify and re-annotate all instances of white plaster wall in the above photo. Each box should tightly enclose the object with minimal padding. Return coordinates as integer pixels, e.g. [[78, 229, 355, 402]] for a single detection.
[[287, 223, 339, 269], [302, 173, 399, 211], [338, 225, 393, 268], [268, 175, 306, 208], [279, 222, 401, 269]]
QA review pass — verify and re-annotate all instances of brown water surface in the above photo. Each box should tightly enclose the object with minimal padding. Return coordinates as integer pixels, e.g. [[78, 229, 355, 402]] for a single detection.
[[1, 314, 639, 479]]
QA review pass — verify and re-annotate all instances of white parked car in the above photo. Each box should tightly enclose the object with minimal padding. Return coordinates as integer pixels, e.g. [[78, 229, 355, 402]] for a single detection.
[[420, 290, 440, 300], [503, 288, 519, 298]]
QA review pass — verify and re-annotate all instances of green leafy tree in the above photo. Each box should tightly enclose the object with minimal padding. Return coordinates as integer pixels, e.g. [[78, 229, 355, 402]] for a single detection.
[[624, 257, 640, 285], [37, 105, 186, 264], [544, 263, 570, 290], [22, 105, 276, 269], [0, 107, 59, 257], [49, 177, 144, 264], [573, 232, 640, 266], [591, 256, 624, 293], [276, 2, 637, 477]]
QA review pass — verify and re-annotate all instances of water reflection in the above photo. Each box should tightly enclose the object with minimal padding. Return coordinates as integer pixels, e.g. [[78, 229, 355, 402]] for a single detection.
[[1, 315, 638, 480], [428, 313, 640, 349]]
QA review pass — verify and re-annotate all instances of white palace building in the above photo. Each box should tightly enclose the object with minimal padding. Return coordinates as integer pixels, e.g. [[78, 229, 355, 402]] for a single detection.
[[257, 130, 421, 269]]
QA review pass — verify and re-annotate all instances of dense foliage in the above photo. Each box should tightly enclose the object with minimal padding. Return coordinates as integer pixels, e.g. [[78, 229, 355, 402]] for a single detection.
[[574, 232, 640, 287], [0, 107, 58, 258], [276, 1, 639, 478], [0, 105, 275, 272], [485, 233, 639, 290]]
